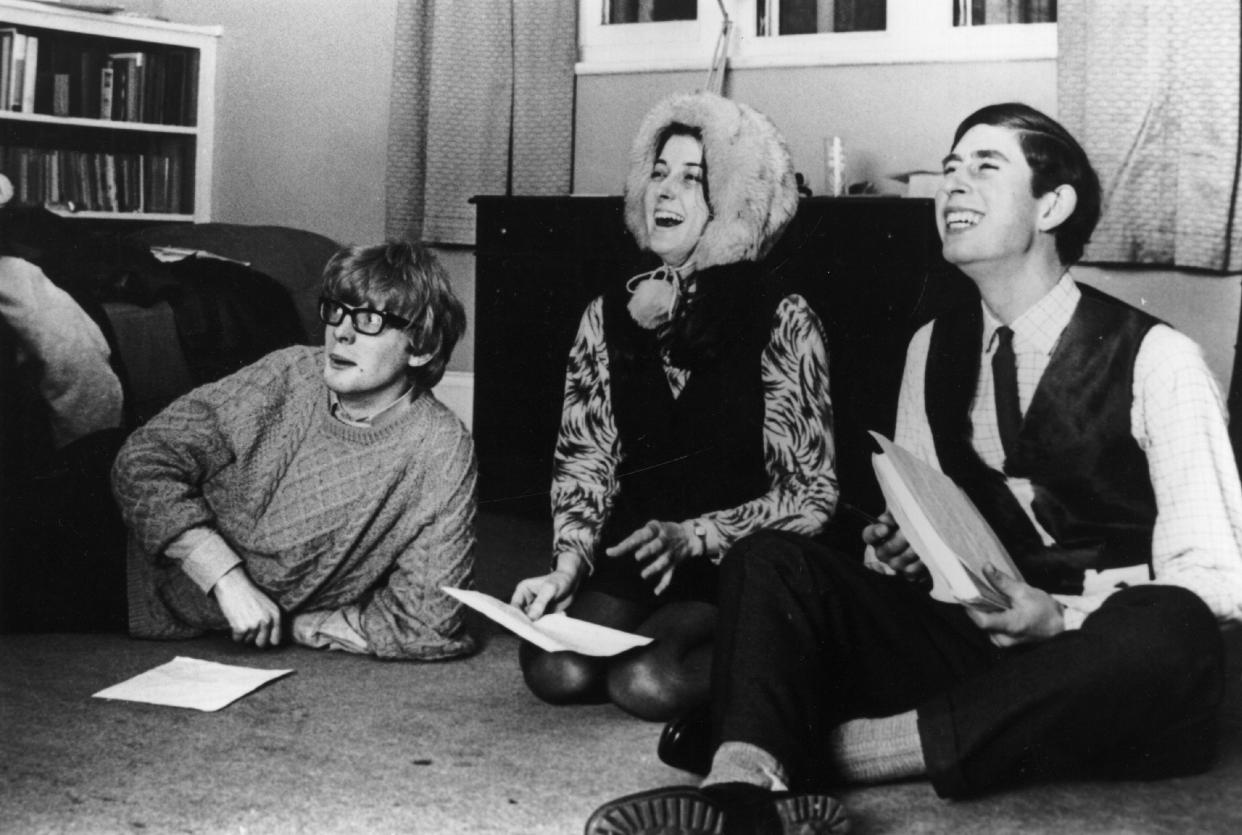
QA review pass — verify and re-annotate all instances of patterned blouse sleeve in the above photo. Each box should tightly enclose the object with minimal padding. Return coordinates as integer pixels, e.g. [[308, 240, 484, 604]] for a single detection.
[[704, 294, 838, 553], [549, 297, 623, 570]]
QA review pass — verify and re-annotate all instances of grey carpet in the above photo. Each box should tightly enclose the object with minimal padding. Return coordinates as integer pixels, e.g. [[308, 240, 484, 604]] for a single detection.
[[2, 511, 1241, 834]]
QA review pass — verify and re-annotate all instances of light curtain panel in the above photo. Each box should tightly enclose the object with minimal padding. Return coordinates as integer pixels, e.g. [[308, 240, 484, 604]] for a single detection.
[[385, 0, 577, 245], [1059, 0, 1242, 272]]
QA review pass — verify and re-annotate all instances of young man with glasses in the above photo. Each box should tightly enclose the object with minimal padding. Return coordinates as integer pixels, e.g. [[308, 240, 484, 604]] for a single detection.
[[113, 241, 477, 660]]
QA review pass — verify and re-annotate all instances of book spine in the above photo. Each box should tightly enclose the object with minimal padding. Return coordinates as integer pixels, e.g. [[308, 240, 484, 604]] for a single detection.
[[183, 52, 198, 126], [120, 56, 141, 121], [9, 33, 27, 112], [20, 35, 37, 113], [110, 59, 126, 121], [103, 152, 117, 212], [168, 146, 183, 213], [127, 59, 139, 121], [52, 73, 69, 116], [98, 62, 114, 120], [0, 30, 13, 112]]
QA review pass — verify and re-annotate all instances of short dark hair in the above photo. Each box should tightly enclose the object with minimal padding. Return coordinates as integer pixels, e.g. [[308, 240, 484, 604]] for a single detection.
[[321, 240, 466, 389], [953, 103, 1100, 265]]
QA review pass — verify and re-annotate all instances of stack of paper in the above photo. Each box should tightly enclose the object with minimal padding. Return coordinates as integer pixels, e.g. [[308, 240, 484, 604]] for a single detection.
[[870, 432, 1022, 611]]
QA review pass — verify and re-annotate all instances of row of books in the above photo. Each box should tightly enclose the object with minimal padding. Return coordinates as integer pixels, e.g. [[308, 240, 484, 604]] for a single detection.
[[0, 29, 199, 125], [2, 144, 188, 215]]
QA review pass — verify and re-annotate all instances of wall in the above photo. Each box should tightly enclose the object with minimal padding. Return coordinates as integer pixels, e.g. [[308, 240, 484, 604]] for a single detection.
[[118, 0, 476, 374], [111, 7, 1240, 389], [127, 0, 394, 245], [575, 60, 1058, 197], [575, 62, 1242, 390]]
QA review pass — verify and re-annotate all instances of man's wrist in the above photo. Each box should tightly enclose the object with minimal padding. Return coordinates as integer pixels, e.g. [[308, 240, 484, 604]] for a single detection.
[[172, 528, 242, 593], [1051, 597, 1068, 635]]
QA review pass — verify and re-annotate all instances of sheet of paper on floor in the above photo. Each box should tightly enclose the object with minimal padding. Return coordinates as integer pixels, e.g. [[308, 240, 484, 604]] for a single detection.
[[92, 656, 294, 712]]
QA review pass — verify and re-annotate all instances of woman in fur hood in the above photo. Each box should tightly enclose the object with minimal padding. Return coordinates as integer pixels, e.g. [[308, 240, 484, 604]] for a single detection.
[[510, 91, 837, 721]]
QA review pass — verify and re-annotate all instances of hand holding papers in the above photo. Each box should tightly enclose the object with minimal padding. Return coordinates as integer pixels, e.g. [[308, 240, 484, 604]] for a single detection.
[[869, 432, 1023, 611], [443, 587, 652, 656]]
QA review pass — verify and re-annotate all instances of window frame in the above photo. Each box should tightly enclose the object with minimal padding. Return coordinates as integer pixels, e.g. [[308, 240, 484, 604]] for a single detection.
[[577, 0, 1057, 75]]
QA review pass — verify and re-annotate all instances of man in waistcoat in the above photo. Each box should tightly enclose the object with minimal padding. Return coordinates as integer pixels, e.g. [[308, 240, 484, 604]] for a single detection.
[[584, 103, 1242, 834]]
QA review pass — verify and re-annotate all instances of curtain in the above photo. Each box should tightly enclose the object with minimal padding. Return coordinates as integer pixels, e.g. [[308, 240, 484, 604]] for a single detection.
[[385, 0, 577, 246], [1058, 0, 1242, 271]]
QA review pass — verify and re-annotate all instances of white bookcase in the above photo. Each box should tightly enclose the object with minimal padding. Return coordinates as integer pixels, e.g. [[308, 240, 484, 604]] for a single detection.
[[0, 0, 219, 221]]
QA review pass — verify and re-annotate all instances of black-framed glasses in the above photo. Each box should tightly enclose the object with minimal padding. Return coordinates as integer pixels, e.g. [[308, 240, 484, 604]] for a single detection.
[[318, 297, 411, 336]]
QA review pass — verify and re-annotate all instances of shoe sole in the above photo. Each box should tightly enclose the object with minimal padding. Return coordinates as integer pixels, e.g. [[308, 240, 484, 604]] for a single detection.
[[586, 787, 724, 835], [774, 794, 851, 834], [584, 787, 849, 835]]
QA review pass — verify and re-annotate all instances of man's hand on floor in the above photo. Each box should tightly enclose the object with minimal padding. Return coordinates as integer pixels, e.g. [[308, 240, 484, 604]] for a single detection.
[[212, 566, 283, 647]]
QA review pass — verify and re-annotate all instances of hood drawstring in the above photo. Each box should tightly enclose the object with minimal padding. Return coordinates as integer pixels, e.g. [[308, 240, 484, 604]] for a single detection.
[[625, 263, 693, 330]]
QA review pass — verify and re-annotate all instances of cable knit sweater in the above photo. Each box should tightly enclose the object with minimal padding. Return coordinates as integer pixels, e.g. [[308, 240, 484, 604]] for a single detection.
[[112, 345, 477, 660]]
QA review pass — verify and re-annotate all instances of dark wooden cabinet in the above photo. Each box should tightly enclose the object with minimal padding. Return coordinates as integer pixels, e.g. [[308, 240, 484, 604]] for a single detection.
[[471, 195, 975, 541]]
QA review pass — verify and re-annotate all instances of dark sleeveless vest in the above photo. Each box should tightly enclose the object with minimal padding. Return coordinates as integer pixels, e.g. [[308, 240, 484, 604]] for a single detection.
[[925, 282, 1160, 594], [599, 261, 782, 552]]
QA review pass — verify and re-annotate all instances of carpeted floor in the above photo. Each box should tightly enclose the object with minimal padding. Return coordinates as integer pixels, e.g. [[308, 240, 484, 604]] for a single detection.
[[3, 510, 1242, 834]]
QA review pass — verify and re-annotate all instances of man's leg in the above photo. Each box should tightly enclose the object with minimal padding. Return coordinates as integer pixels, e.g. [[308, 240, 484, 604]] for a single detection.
[[919, 584, 1226, 798], [586, 530, 1000, 835], [710, 530, 1001, 786]]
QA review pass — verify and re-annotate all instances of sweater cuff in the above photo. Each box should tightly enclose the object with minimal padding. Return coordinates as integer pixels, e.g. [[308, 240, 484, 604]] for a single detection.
[[168, 528, 242, 593], [292, 609, 369, 654]]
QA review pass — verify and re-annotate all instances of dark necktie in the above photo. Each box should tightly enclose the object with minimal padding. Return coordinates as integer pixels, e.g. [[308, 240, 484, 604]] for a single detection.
[[992, 325, 1021, 459]]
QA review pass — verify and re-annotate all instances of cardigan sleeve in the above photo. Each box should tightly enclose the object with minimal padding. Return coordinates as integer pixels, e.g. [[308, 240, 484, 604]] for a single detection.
[[549, 297, 624, 571]]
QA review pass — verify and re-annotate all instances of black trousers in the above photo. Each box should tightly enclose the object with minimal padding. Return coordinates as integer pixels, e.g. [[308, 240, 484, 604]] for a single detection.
[[713, 531, 1226, 798]]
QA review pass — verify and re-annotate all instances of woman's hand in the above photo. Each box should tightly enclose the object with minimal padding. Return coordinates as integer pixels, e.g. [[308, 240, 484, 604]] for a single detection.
[[511, 567, 581, 620], [606, 520, 700, 596], [862, 510, 929, 585], [211, 566, 283, 648]]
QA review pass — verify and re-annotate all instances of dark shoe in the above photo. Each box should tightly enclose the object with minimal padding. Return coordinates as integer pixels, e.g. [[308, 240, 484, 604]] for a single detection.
[[583, 782, 848, 835], [657, 704, 713, 774]]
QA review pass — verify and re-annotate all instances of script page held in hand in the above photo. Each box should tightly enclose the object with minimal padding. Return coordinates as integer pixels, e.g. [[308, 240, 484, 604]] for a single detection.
[[869, 431, 1023, 611], [442, 587, 653, 656]]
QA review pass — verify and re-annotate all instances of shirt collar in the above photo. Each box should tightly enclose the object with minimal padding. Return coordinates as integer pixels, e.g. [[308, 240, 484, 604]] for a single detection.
[[328, 386, 415, 428], [981, 271, 1079, 356]]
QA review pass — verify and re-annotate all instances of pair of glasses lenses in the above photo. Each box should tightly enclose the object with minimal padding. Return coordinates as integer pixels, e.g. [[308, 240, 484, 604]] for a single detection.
[[319, 299, 387, 335]]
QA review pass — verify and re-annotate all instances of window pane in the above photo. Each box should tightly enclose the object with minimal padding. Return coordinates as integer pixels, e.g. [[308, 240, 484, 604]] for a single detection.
[[759, 0, 886, 37], [606, 0, 696, 24], [953, 0, 1056, 26]]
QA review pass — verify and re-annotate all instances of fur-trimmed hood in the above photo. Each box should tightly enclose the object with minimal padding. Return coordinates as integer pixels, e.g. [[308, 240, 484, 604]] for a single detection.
[[624, 92, 797, 271]]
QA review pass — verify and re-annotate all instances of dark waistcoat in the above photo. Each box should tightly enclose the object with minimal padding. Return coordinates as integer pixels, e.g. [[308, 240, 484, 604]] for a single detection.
[[599, 262, 781, 551], [925, 282, 1160, 593]]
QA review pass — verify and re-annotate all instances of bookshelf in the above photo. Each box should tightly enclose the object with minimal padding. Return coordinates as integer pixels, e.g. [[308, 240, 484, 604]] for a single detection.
[[0, 0, 219, 222]]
